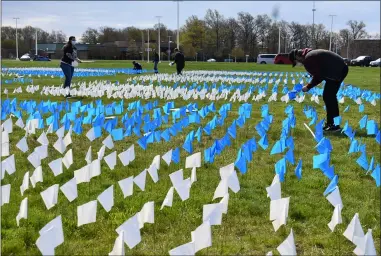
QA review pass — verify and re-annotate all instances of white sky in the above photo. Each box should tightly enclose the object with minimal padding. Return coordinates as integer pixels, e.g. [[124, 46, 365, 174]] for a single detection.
[[2, 1, 380, 40]]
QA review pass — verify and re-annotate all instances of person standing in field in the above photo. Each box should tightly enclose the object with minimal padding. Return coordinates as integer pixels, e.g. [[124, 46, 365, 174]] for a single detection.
[[153, 49, 159, 74], [289, 48, 349, 132], [171, 48, 185, 75], [60, 36, 82, 98]]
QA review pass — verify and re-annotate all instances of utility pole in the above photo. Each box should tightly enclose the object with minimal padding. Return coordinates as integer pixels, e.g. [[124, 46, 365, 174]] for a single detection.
[[13, 17, 20, 60], [278, 25, 281, 53], [35, 29, 38, 56], [312, 1, 316, 48], [329, 14, 337, 51], [168, 35, 172, 61], [155, 16, 162, 62], [141, 31, 144, 61], [177, 1, 180, 49], [147, 29, 150, 63]]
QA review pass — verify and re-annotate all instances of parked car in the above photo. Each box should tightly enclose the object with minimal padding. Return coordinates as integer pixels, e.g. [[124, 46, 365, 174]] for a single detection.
[[274, 53, 293, 64], [33, 55, 51, 61], [370, 58, 380, 67], [350, 56, 372, 67], [20, 53, 31, 61], [207, 58, 216, 62], [342, 58, 350, 65], [257, 54, 277, 64]]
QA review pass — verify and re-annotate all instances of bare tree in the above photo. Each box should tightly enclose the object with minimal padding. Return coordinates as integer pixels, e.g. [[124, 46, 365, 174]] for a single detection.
[[347, 20, 367, 40]]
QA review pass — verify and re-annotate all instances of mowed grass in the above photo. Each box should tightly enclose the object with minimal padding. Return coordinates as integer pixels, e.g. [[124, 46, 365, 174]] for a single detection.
[[1, 60, 380, 255]]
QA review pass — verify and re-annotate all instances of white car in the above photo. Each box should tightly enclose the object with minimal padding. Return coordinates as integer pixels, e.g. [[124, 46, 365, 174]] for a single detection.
[[207, 58, 216, 62], [257, 54, 277, 64], [20, 53, 31, 61], [370, 58, 380, 67]]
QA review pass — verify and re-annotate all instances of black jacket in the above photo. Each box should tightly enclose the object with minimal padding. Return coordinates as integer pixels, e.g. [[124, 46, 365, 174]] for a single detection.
[[174, 52, 185, 67], [61, 44, 77, 65], [302, 49, 347, 89], [133, 62, 142, 70], [153, 53, 159, 62]]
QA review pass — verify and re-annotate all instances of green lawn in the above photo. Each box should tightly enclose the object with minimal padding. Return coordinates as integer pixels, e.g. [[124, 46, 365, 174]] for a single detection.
[[1, 60, 380, 256]]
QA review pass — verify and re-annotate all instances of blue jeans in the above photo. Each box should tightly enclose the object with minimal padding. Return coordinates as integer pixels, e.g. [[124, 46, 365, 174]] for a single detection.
[[153, 61, 159, 73], [60, 62, 74, 88]]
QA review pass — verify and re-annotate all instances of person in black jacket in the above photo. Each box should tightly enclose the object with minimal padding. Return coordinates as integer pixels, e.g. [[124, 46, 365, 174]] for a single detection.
[[153, 49, 159, 74], [60, 36, 82, 98], [132, 61, 142, 73], [289, 48, 349, 132], [171, 48, 185, 75]]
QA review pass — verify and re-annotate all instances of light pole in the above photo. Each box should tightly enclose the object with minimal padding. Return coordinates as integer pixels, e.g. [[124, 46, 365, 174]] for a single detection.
[[278, 25, 281, 53], [168, 36, 172, 61], [35, 29, 38, 56], [155, 16, 162, 62], [141, 31, 144, 61], [147, 29, 150, 63], [312, 1, 316, 48], [329, 14, 337, 51], [13, 17, 20, 60], [176, 1, 180, 49], [228, 54, 231, 62]]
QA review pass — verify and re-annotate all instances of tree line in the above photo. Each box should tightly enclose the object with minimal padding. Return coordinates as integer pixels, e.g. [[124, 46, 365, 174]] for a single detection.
[[1, 9, 378, 60]]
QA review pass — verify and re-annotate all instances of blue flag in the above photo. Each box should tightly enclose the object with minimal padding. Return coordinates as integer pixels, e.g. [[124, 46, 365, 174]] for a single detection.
[[359, 104, 364, 113], [172, 148, 180, 164], [295, 159, 302, 180], [138, 136, 147, 150], [258, 134, 268, 150], [111, 128, 124, 141], [368, 156, 375, 172], [228, 122, 237, 139], [315, 137, 333, 154], [348, 139, 359, 154], [235, 150, 247, 174], [371, 164, 380, 187], [182, 139, 193, 154], [333, 116, 342, 126], [275, 158, 287, 182], [313, 153, 330, 169], [356, 152, 368, 171], [359, 115, 368, 129], [195, 127, 202, 143], [161, 129, 171, 142], [323, 175, 338, 196], [286, 136, 294, 150], [270, 140, 285, 155], [376, 130, 381, 145], [285, 149, 295, 165], [366, 120, 378, 135]]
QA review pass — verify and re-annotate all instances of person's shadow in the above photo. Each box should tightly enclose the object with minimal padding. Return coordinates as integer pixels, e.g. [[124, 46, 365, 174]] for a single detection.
[[327, 129, 377, 139]]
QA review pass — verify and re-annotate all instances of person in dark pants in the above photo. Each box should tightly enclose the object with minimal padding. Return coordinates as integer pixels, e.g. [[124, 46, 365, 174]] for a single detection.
[[153, 49, 159, 74], [172, 48, 185, 75], [289, 48, 349, 132], [60, 36, 82, 98], [132, 61, 142, 74]]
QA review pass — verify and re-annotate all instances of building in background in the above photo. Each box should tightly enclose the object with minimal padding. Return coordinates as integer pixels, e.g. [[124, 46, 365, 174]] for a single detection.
[[340, 38, 381, 60]]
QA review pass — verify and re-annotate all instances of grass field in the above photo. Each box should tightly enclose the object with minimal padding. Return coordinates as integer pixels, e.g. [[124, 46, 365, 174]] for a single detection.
[[1, 59, 380, 255]]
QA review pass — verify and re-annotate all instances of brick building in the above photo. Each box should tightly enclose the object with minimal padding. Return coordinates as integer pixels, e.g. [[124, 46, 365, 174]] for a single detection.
[[340, 38, 381, 60]]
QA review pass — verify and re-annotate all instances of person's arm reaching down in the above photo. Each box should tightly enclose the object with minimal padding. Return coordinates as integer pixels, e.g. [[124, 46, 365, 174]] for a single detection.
[[302, 57, 323, 91]]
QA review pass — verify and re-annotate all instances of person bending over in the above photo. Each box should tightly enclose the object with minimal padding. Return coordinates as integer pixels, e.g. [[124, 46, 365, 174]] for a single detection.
[[132, 61, 143, 74], [289, 48, 348, 132]]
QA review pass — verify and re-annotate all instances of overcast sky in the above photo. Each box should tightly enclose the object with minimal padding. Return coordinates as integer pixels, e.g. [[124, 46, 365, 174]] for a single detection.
[[2, 1, 380, 40]]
